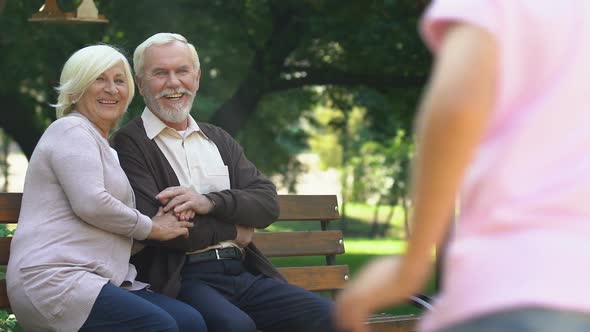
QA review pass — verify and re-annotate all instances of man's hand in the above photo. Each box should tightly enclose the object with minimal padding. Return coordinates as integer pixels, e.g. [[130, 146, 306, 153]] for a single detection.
[[235, 224, 254, 247], [156, 186, 214, 220], [147, 207, 193, 241]]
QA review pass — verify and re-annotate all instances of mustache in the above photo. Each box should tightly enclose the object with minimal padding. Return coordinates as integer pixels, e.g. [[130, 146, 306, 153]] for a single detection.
[[156, 88, 194, 99]]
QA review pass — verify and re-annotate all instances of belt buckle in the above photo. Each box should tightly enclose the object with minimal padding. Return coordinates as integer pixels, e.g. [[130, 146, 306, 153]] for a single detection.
[[214, 248, 221, 260]]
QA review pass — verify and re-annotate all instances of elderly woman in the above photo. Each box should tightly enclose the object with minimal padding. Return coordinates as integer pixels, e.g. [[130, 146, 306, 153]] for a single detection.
[[6, 45, 207, 332]]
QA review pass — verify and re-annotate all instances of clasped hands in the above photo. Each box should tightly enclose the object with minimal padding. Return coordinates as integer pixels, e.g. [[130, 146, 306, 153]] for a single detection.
[[153, 186, 254, 247]]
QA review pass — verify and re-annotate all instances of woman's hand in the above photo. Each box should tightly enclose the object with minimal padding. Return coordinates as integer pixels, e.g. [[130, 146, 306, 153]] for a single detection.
[[156, 186, 214, 220], [147, 207, 193, 241]]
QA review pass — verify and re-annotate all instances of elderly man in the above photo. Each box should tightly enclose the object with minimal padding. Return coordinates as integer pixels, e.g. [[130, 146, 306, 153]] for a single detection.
[[112, 33, 334, 332]]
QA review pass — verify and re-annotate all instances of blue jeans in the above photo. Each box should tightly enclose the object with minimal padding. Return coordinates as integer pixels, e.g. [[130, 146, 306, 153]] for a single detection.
[[178, 259, 335, 332], [80, 283, 207, 332], [439, 307, 590, 332]]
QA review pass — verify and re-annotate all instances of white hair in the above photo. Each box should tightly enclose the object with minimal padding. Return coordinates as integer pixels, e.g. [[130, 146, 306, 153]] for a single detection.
[[133, 33, 200, 78], [54, 45, 135, 118]]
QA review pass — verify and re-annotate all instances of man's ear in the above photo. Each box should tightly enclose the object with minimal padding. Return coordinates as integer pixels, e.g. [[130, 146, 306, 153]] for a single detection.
[[195, 68, 202, 91], [135, 76, 145, 96]]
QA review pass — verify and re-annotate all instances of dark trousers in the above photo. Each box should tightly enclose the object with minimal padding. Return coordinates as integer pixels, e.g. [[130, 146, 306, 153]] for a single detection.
[[178, 259, 335, 332], [80, 283, 207, 332]]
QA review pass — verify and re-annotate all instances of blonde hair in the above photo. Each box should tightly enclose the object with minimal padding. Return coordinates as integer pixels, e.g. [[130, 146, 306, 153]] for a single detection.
[[54, 45, 135, 118], [133, 33, 200, 78]]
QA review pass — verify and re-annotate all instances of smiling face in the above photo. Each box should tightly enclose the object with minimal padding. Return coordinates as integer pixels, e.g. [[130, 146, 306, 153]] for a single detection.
[[75, 61, 130, 137], [137, 41, 201, 130]]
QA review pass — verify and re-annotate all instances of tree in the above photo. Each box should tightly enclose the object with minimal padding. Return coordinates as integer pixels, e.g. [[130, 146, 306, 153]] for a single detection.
[[0, 0, 430, 181]]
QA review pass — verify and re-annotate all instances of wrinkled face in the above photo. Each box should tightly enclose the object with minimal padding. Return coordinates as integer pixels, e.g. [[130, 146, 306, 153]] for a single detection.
[[138, 41, 201, 127], [76, 61, 129, 136]]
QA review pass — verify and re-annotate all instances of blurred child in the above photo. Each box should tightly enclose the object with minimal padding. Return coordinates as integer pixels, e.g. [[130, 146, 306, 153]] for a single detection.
[[333, 1, 590, 331]]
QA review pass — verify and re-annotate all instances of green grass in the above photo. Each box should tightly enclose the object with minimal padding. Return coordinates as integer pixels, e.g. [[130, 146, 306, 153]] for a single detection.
[[344, 238, 406, 255]]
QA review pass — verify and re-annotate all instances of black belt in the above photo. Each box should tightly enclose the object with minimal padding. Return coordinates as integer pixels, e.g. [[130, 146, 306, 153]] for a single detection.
[[185, 247, 243, 264]]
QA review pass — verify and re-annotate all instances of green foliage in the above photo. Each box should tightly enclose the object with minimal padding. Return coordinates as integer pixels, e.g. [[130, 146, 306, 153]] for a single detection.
[[0, 225, 13, 237], [308, 84, 417, 213], [237, 88, 316, 191], [0, 310, 22, 332], [0, 0, 431, 188]]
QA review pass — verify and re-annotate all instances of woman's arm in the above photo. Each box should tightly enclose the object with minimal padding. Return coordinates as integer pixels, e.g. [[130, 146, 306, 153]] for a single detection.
[[51, 124, 153, 240]]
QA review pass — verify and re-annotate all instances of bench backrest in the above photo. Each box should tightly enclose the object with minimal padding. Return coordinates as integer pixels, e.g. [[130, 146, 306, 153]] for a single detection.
[[253, 195, 347, 293], [0, 193, 345, 310]]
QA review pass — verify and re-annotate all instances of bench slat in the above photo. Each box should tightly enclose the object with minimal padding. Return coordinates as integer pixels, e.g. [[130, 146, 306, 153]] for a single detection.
[[277, 195, 339, 221], [0, 266, 352, 309], [276, 265, 349, 291], [0, 193, 21, 224], [0, 231, 348, 264], [367, 314, 419, 332], [254, 231, 344, 257], [0, 281, 8, 310], [0, 237, 9, 265], [0, 194, 340, 224]]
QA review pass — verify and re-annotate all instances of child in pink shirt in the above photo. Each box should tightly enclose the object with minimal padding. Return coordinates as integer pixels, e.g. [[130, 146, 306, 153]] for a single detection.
[[334, 1, 590, 331]]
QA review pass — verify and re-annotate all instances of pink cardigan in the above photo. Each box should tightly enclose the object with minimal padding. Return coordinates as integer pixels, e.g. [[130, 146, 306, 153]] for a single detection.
[[6, 113, 152, 331]]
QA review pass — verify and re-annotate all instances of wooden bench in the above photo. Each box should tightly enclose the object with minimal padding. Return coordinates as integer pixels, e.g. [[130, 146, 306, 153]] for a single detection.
[[0, 193, 422, 331]]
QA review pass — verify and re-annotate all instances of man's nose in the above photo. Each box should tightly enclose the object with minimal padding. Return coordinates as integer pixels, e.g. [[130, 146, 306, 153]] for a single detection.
[[167, 72, 181, 87]]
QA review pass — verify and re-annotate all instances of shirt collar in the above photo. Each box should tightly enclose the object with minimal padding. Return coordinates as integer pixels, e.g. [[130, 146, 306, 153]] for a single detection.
[[141, 107, 207, 140]]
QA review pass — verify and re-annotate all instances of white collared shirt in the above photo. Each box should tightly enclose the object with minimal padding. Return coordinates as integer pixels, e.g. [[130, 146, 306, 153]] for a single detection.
[[141, 108, 230, 193], [141, 108, 238, 252]]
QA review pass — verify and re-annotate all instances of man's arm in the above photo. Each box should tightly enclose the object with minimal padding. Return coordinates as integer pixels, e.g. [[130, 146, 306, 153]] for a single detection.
[[204, 126, 280, 229], [111, 128, 237, 252]]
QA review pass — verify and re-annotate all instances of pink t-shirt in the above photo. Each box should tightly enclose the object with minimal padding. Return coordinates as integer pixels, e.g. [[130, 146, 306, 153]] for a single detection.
[[419, 1, 590, 331]]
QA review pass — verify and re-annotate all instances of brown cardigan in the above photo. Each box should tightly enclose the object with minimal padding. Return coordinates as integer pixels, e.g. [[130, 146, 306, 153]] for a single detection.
[[112, 117, 285, 297]]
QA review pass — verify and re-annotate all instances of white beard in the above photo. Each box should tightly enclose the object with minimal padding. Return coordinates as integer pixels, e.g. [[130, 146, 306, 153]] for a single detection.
[[144, 88, 195, 124]]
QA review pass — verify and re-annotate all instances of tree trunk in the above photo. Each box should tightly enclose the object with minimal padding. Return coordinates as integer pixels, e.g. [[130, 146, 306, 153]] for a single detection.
[[1, 132, 9, 191], [209, 69, 266, 136], [369, 197, 384, 238], [339, 168, 349, 233], [338, 111, 352, 233], [210, 4, 306, 136], [382, 204, 396, 238], [0, 93, 45, 159], [402, 197, 411, 240]]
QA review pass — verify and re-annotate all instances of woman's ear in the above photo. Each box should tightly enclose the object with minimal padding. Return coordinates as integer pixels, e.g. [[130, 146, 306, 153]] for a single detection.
[[71, 94, 80, 104]]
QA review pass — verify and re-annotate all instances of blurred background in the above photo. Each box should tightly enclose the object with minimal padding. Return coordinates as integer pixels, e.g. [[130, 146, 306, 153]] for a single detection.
[[0, 0, 434, 326]]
